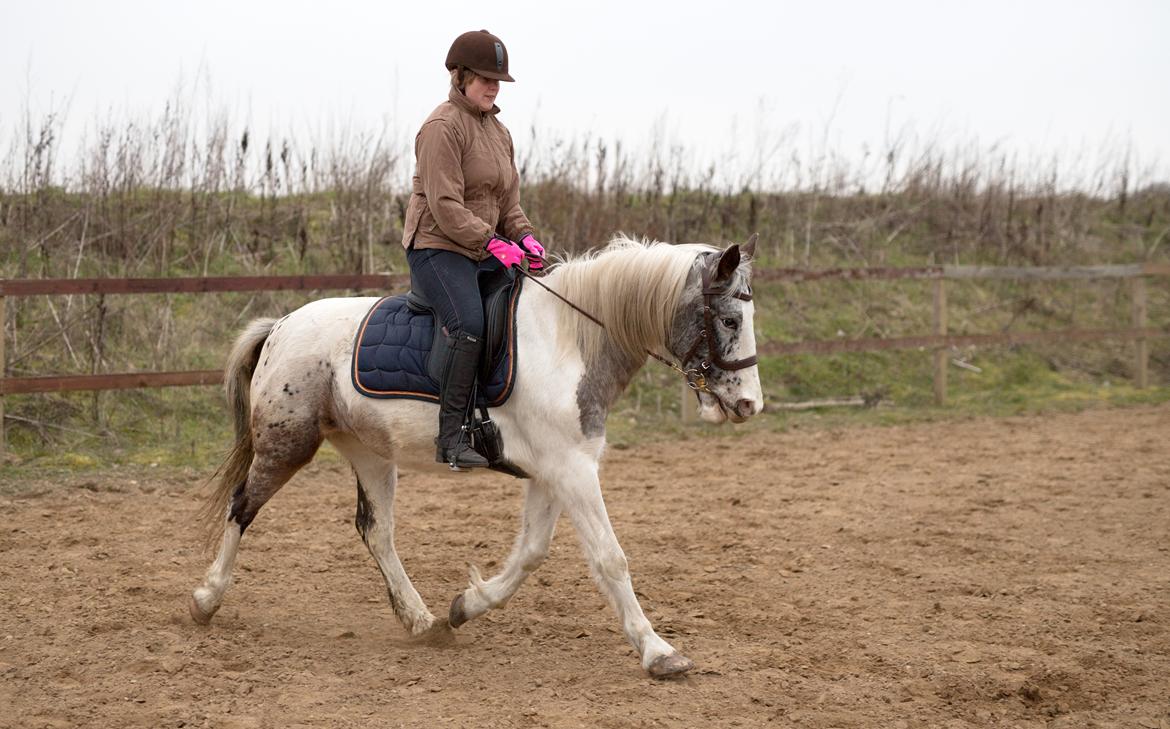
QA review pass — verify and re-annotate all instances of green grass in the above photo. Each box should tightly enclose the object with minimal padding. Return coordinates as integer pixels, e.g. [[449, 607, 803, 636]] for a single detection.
[[2, 355, 1166, 482], [602, 351, 1169, 451], [2, 259, 1166, 477]]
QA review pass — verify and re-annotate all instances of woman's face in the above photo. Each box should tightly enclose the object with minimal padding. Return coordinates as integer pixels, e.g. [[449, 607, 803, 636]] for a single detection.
[[464, 75, 500, 112]]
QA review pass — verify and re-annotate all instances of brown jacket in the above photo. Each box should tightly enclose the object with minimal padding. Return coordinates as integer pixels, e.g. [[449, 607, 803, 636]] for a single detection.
[[401, 86, 534, 261]]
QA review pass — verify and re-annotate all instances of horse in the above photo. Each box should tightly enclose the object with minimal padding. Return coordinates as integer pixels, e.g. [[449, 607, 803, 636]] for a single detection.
[[189, 235, 764, 678]]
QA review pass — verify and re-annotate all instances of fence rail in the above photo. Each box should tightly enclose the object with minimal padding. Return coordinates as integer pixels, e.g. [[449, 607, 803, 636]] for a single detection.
[[0, 273, 406, 297], [753, 262, 1170, 283], [0, 370, 223, 395], [1, 264, 1167, 449], [757, 326, 1163, 356]]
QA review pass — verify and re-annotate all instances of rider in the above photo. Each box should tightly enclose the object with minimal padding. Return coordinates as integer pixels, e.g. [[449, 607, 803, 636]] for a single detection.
[[401, 29, 545, 470]]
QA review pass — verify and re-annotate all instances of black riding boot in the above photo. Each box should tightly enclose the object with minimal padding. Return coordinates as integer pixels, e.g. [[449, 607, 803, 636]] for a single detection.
[[436, 332, 490, 470]]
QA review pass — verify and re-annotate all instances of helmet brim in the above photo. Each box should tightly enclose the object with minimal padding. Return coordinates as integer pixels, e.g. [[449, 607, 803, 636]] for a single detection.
[[470, 68, 516, 82]]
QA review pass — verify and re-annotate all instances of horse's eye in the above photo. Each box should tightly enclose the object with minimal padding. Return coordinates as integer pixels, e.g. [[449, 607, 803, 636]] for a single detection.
[[721, 317, 738, 329]]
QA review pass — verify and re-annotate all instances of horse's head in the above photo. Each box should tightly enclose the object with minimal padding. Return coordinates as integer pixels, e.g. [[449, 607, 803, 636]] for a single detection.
[[669, 235, 765, 424]]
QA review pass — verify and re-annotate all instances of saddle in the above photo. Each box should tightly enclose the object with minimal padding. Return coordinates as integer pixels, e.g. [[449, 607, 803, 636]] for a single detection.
[[350, 266, 522, 407]]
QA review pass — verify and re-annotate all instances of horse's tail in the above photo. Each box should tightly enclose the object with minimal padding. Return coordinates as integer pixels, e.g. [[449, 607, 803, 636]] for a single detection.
[[200, 317, 277, 548]]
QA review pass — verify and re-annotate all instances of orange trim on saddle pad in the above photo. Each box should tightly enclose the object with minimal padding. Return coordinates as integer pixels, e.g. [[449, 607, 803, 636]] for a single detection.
[[351, 296, 440, 402]]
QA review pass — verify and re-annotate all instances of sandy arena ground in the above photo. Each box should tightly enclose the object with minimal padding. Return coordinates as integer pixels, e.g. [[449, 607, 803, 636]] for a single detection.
[[0, 405, 1167, 728]]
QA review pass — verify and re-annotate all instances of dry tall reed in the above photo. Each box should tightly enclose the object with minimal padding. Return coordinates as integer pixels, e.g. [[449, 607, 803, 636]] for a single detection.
[[1, 99, 1166, 447]]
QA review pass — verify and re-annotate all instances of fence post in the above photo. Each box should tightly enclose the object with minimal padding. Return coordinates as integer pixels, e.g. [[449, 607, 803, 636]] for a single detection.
[[1132, 276, 1148, 388], [933, 278, 948, 405]]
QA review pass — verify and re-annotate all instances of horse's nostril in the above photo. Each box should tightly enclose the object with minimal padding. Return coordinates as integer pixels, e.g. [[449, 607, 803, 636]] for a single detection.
[[735, 399, 756, 417]]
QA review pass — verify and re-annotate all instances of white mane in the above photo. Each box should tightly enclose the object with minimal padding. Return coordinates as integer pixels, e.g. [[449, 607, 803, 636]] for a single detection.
[[545, 236, 716, 365]]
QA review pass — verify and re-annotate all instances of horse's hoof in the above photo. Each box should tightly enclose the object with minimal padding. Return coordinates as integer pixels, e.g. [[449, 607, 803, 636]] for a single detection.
[[448, 593, 468, 628], [188, 594, 217, 626], [409, 621, 456, 647], [647, 653, 694, 679]]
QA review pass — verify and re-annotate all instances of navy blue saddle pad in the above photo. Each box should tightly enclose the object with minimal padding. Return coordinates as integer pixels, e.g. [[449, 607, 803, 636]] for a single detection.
[[350, 275, 522, 406]]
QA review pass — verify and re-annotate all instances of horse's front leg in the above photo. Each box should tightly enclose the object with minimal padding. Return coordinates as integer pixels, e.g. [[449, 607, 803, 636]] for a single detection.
[[449, 478, 560, 627], [557, 456, 694, 679]]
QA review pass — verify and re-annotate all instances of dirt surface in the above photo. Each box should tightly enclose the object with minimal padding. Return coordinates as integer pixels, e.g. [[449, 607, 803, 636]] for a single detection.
[[1, 406, 1168, 728]]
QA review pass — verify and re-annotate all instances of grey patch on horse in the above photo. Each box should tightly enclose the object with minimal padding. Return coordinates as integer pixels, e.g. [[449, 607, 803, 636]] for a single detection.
[[249, 371, 325, 476], [576, 256, 714, 438], [252, 413, 321, 464], [576, 345, 643, 438], [717, 329, 741, 359], [229, 428, 321, 538], [228, 482, 256, 534], [354, 477, 374, 542], [668, 254, 752, 368], [667, 262, 708, 363]]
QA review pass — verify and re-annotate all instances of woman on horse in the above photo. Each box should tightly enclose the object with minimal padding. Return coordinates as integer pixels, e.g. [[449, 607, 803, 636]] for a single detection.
[[401, 29, 545, 471]]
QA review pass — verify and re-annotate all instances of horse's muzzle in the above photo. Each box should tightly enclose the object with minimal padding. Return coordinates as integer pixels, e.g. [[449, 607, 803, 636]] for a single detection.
[[698, 391, 758, 424], [734, 398, 760, 419]]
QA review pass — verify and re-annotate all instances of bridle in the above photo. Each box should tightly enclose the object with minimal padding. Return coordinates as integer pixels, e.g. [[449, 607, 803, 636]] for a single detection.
[[666, 252, 757, 392], [517, 250, 758, 397]]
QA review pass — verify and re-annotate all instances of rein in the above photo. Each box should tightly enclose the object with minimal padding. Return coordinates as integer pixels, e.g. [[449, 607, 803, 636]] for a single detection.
[[515, 253, 756, 395]]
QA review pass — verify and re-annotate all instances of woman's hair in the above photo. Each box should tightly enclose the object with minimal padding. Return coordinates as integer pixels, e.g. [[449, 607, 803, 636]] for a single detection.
[[449, 67, 482, 91]]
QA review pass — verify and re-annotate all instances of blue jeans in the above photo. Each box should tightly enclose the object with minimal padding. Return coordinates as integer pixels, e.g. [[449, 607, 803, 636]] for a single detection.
[[406, 248, 501, 339]]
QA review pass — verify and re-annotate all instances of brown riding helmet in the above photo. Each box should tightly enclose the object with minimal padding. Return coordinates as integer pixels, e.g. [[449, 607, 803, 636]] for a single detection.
[[445, 29, 515, 82]]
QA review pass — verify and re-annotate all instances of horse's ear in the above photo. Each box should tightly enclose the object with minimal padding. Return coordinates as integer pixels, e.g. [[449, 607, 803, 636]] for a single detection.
[[742, 233, 758, 261], [714, 244, 741, 285]]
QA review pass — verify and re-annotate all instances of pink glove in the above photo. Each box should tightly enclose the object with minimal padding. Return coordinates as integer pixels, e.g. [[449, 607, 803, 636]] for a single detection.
[[486, 236, 524, 269], [520, 234, 546, 270]]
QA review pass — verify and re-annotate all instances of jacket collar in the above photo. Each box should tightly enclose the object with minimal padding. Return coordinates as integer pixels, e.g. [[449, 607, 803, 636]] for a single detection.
[[448, 85, 500, 119]]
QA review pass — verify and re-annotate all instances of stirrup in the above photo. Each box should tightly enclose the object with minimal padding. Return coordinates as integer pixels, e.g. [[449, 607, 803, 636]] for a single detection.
[[437, 440, 489, 471]]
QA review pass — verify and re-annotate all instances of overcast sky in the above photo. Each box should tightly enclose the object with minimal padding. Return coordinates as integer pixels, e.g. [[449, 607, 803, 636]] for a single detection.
[[3, 0, 1168, 187]]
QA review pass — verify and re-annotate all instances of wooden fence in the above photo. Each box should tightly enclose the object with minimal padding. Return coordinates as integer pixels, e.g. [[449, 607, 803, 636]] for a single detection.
[[753, 263, 1168, 407], [1, 263, 1167, 449]]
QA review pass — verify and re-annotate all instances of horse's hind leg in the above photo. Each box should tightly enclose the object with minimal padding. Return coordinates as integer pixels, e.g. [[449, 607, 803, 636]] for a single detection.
[[191, 510, 244, 625], [333, 437, 437, 636], [190, 428, 320, 624], [448, 478, 560, 628]]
